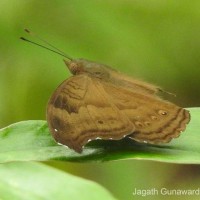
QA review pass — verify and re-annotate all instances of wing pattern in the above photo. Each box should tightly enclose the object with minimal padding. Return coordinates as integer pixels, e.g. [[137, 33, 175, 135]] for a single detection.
[[102, 81, 190, 144], [47, 73, 190, 153], [47, 74, 134, 152]]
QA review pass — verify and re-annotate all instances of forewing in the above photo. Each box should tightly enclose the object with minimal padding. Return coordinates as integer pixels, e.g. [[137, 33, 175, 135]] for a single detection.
[[103, 65, 162, 95], [47, 74, 134, 153], [102, 81, 190, 144]]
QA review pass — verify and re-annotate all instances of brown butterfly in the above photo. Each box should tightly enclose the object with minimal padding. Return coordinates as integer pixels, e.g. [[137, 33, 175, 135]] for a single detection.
[[46, 58, 190, 153], [21, 30, 190, 153]]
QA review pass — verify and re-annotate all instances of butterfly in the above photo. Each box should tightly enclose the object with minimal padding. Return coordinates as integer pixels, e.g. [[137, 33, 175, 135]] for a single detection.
[[20, 29, 190, 153], [46, 58, 190, 153]]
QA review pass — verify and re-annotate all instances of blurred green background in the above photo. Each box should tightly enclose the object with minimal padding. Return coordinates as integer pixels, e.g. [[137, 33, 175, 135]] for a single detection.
[[0, 0, 200, 199]]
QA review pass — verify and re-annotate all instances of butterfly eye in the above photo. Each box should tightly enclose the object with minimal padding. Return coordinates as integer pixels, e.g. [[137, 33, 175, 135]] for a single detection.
[[70, 62, 78, 69], [70, 62, 77, 67], [69, 62, 80, 74]]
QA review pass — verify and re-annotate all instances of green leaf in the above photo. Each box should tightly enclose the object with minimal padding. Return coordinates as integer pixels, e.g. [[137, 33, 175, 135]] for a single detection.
[[0, 107, 199, 164], [0, 162, 117, 200]]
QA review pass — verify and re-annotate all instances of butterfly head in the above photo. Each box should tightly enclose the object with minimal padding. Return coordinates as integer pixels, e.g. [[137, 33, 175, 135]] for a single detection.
[[64, 58, 110, 79]]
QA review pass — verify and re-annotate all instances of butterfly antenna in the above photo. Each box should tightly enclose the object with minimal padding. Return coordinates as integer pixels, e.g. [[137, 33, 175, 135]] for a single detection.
[[23, 28, 73, 60], [20, 37, 72, 59]]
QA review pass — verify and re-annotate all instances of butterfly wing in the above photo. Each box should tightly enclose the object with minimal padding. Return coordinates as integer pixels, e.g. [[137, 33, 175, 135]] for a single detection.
[[47, 74, 134, 153], [102, 65, 162, 95], [102, 80, 190, 144]]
